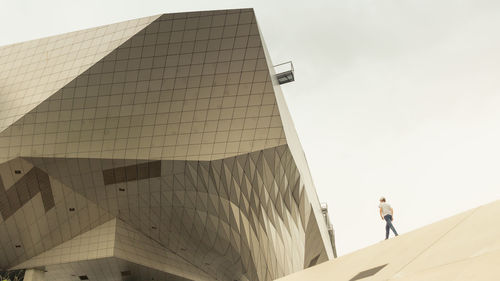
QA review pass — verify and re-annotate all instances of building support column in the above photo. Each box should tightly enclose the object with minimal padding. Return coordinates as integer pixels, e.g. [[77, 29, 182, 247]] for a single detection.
[[23, 269, 45, 281]]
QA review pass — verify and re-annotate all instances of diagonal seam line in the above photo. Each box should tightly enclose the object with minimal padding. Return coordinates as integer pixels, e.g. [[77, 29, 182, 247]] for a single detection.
[[115, 217, 216, 280], [391, 246, 500, 278], [387, 205, 483, 280]]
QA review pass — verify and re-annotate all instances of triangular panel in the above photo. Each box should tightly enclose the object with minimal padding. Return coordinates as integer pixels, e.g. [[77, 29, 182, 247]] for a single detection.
[[0, 15, 160, 134]]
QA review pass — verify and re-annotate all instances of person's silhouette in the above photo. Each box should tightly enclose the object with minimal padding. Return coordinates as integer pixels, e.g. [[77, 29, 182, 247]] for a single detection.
[[379, 197, 399, 239]]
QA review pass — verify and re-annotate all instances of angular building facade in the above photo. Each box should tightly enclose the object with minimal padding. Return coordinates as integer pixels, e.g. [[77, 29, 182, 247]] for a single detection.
[[0, 9, 335, 281]]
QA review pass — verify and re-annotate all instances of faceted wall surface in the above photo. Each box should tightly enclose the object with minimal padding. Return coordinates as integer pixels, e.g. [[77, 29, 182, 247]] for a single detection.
[[0, 8, 334, 281]]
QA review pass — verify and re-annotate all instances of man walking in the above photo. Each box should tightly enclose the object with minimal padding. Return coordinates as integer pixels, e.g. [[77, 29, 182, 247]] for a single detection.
[[379, 197, 398, 239]]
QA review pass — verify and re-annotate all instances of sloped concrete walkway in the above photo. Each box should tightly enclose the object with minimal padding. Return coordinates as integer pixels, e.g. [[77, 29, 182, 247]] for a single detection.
[[276, 200, 500, 281]]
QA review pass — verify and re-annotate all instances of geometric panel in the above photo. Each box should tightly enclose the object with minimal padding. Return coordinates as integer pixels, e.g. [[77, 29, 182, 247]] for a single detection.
[[0, 165, 114, 271], [0, 15, 160, 134], [0, 167, 54, 220], [102, 160, 161, 185], [11, 219, 117, 270]]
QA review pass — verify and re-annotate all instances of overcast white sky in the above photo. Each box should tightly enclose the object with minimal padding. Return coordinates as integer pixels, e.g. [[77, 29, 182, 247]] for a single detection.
[[1, 0, 500, 256]]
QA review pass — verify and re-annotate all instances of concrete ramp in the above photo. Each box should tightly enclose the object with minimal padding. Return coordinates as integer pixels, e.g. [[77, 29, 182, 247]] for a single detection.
[[276, 199, 500, 281]]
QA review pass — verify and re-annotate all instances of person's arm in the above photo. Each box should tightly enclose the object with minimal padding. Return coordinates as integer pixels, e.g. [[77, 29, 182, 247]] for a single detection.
[[391, 207, 394, 221], [380, 208, 383, 220]]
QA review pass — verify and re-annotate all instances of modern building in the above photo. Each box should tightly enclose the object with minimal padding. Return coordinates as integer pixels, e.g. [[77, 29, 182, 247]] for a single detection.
[[0, 9, 335, 281]]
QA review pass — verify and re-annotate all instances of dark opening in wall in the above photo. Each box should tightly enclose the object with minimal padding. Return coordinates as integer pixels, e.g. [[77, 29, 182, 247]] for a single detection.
[[349, 264, 388, 281]]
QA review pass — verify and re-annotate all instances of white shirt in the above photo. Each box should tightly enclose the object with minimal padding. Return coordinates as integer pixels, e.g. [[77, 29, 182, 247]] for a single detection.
[[379, 202, 393, 217]]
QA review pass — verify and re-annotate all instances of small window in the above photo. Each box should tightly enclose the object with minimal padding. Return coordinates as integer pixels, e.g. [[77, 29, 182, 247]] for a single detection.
[[14, 170, 22, 174], [79, 276, 89, 280]]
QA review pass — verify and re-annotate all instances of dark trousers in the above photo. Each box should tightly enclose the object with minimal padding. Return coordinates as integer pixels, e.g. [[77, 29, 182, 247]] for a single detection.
[[384, 214, 398, 239]]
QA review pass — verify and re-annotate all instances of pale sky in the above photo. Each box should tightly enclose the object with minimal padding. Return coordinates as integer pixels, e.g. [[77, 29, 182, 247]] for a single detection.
[[1, 0, 500, 256]]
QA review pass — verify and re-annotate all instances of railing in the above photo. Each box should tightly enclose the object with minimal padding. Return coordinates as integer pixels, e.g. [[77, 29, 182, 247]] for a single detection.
[[273, 61, 295, 85], [320, 203, 338, 258]]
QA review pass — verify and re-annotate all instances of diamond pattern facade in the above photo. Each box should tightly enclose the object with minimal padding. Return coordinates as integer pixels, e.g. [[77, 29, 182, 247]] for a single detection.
[[0, 9, 334, 281]]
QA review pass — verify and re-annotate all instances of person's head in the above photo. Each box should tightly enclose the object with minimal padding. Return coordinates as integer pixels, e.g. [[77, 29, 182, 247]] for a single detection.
[[379, 197, 386, 203]]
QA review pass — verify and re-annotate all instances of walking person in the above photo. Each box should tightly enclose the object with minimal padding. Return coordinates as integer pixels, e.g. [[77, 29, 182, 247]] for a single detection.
[[379, 197, 398, 239]]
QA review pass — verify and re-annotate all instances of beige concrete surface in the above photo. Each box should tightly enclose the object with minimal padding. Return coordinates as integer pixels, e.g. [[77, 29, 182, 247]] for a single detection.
[[23, 269, 45, 281], [276, 199, 500, 281]]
